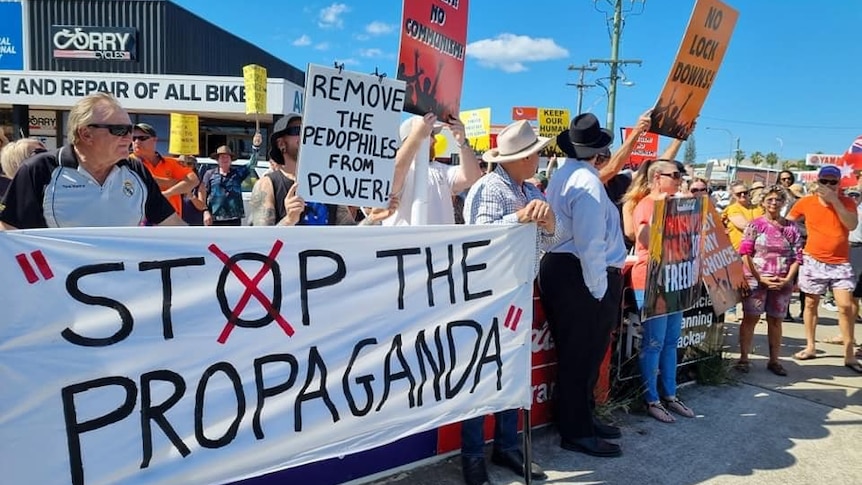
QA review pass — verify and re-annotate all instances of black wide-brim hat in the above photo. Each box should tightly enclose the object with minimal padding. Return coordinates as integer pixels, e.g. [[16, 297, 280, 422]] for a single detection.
[[556, 113, 613, 159]]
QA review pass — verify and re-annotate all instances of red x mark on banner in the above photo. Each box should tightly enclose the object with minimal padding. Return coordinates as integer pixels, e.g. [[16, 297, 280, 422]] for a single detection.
[[208, 240, 295, 344]]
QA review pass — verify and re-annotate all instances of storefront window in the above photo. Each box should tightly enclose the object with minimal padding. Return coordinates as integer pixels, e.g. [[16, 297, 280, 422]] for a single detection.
[[1, 108, 14, 146], [134, 114, 171, 155]]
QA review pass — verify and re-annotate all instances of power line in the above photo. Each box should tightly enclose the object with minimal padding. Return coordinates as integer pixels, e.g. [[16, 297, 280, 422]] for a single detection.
[[698, 116, 860, 131]]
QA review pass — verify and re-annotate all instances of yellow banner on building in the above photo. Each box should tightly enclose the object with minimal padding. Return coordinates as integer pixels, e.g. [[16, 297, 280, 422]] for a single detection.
[[169, 113, 199, 155], [459, 107, 491, 151], [538, 108, 570, 156], [242, 64, 268, 114]]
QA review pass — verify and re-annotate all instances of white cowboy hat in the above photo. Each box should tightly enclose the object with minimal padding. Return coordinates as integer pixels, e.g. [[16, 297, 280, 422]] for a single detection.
[[482, 120, 551, 163], [399, 116, 444, 142]]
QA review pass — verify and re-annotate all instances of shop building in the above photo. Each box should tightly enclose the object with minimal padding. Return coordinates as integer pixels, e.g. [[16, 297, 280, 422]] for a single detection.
[[0, 0, 305, 158]]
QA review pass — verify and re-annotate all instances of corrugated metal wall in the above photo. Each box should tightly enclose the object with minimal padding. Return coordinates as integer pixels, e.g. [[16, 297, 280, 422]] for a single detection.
[[27, 0, 304, 85], [28, 0, 165, 73], [163, 2, 304, 86]]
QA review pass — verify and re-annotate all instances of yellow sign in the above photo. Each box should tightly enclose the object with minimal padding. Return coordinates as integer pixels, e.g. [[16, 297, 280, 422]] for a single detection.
[[459, 107, 491, 151], [538, 108, 570, 156], [168, 113, 199, 155], [243, 64, 268, 115]]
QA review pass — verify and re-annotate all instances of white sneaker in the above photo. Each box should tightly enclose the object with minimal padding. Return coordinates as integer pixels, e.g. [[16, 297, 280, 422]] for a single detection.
[[821, 300, 838, 312]]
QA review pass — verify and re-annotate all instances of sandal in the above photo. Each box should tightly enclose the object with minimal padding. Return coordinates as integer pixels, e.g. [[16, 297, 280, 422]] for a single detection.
[[766, 361, 788, 376], [663, 398, 695, 418], [845, 361, 862, 374], [793, 350, 817, 361], [647, 402, 675, 423], [734, 360, 751, 373], [855, 348, 862, 360]]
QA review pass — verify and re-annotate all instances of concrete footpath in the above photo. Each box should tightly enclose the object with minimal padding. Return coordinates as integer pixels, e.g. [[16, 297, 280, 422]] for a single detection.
[[361, 302, 862, 485]]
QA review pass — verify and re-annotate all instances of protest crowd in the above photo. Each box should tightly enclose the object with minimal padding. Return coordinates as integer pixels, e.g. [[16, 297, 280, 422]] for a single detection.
[[1, 2, 860, 484], [3, 90, 861, 485]]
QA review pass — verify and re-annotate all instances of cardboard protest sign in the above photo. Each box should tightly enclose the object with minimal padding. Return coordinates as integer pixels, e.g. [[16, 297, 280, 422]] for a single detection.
[[0, 224, 535, 485], [297, 64, 406, 208], [649, 0, 738, 140], [397, 0, 469, 121], [459, 107, 491, 151], [242, 64, 267, 115], [168, 112, 199, 155], [643, 196, 706, 319], [538, 108, 569, 157], [621, 127, 660, 169], [699, 198, 746, 314]]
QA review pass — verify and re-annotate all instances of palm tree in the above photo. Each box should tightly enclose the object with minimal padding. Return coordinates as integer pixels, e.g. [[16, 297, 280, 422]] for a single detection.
[[765, 152, 779, 170], [750, 151, 764, 167]]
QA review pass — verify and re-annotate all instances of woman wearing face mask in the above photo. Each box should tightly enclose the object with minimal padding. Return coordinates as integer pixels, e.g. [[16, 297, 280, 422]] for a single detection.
[[626, 159, 695, 423]]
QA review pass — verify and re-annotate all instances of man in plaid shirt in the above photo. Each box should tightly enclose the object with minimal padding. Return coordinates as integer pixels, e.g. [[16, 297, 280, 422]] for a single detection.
[[458, 120, 556, 485]]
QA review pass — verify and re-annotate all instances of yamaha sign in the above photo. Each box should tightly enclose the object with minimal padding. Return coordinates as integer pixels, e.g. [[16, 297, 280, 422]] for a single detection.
[[51, 25, 137, 61]]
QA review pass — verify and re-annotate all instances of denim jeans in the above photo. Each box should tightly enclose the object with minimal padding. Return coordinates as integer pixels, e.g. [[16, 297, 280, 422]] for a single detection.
[[635, 290, 683, 403], [460, 409, 519, 458]]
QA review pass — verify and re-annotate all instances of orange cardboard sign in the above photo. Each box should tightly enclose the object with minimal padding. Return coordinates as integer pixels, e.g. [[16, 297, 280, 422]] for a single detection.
[[397, 0, 469, 121], [511, 106, 538, 121], [650, 0, 738, 140]]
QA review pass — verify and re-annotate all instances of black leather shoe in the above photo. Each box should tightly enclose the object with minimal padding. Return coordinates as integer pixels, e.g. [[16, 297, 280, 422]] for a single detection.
[[593, 417, 622, 439], [461, 456, 491, 485], [490, 449, 548, 480], [560, 436, 622, 457]]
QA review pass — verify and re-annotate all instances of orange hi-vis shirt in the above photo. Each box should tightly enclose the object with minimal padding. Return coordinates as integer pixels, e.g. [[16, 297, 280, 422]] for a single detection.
[[788, 194, 857, 264], [133, 154, 192, 216]]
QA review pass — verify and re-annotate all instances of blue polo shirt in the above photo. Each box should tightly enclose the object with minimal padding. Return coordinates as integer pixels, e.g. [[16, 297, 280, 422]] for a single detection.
[[0, 145, 175, 229]]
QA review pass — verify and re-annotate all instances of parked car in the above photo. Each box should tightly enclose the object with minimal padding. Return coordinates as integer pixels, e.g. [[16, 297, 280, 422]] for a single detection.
[[194, 157, 271, 225]]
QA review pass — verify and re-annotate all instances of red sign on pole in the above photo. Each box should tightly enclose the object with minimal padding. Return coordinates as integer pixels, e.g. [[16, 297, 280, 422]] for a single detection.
[[622, 127, 660, 169], [397, 0, 469, 122], [511, 106, 538, 121]]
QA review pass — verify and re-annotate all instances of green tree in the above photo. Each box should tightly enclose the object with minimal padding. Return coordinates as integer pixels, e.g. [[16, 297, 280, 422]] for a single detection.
[[750, 151, 764, 167], [684, 135, 697, 164], [765, 152, 779, 170]]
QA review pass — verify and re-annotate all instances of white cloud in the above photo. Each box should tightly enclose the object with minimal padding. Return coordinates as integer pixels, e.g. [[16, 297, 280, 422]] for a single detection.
[[314, 42, 331, 51], [319, 3, 349, 29], [358, 48, 384, 58], [334, 58, 360, 67], [292, 35, 312, 47], [466, 34, 569, 73], [354, 34, 370, 41], [365, 21, 394, 35]]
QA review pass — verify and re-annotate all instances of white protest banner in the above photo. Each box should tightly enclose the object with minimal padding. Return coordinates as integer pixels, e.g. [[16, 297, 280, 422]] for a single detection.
[[0, 224, 534, 485], [297, 64, 406, 208]]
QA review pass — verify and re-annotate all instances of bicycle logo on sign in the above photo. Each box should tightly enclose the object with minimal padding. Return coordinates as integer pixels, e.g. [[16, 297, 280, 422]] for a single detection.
[[52, 26, 134, 60]]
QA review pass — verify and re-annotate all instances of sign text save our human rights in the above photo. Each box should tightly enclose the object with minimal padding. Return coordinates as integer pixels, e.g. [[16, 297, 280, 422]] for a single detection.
[[297, 64, 406, 208]]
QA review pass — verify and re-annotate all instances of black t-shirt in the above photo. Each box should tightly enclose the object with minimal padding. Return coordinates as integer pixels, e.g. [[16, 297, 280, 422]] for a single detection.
[[0, 145, 175, 229], [605, 171, 633, 248]]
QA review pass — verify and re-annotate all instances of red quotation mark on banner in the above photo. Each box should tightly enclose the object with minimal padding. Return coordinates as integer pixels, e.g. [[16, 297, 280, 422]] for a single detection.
[[503, 305, 523, 332], [16, 250, 54, 284], [208, 240, 295, 344]]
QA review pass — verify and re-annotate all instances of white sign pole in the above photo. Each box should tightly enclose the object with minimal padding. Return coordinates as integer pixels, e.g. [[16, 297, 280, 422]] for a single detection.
[[410, 139, 430, 225]]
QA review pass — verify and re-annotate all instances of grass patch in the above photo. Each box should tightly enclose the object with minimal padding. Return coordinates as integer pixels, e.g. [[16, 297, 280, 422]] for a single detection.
[[692, 353, 740, 386]]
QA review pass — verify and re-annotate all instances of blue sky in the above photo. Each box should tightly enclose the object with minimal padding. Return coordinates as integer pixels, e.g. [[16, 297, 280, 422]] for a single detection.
[[174, 0, 861, 163]]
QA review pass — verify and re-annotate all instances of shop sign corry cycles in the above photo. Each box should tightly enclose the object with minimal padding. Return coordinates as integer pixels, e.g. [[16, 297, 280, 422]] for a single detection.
[[51, 25, 137, 61]]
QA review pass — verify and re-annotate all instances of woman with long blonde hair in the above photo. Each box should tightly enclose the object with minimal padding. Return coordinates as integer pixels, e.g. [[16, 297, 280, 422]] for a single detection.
[[630, 159, 696, 423]]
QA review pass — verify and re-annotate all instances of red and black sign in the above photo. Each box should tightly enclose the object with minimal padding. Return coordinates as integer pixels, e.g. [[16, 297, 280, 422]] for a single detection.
[[396, 0, 469, 121]]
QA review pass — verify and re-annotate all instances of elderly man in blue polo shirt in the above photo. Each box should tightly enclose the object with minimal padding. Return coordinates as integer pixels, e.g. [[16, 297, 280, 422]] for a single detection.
[[538, 113, 626, 458], [0, 92, 182, 229]]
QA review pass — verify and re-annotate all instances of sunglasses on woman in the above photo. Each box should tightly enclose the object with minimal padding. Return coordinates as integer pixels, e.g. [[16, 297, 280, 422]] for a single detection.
[[690, 187, 707, 194], [88, 124, 134, 137], [660, 172, 682, 180]]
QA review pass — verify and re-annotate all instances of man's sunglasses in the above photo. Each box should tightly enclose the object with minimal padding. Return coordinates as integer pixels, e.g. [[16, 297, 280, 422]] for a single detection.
[[735, 191, 749, 197], [132, 135, 152, 142], [818, 178, 839, 186], [660, 172, 682, 180], [88, 124, 134, 137], [691, 187, 708, 194]]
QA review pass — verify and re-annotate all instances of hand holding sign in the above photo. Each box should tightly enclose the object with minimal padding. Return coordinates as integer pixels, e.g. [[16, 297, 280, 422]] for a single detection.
[[284, 183, 305, 226], [634, 109, 652, 135]]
